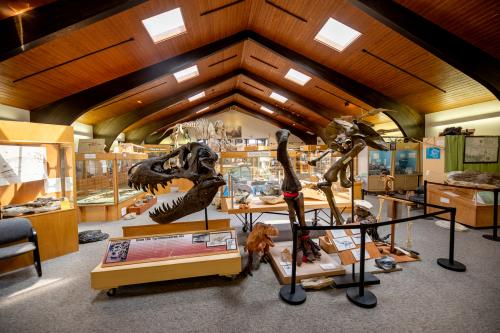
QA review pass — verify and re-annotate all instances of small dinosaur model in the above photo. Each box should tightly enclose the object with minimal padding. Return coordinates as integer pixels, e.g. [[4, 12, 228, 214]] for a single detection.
[[128, 142, 225, 224], [243, 223, 279, 276]]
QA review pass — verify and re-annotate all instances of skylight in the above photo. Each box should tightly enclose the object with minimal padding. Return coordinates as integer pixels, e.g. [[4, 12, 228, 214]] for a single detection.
[[314, 18, 361, 52], [188, 91, 205, 102], [284, 68, 311, 86], [142, 7, 186, 43], [270, 92, 287, 103], [173, 65, 199, 83], [196, 106, 209, 114], [260, 106, 274, 114]]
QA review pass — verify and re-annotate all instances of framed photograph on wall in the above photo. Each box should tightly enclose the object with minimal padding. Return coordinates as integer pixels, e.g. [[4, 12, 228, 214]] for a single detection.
[[464, 136, 499, 163]]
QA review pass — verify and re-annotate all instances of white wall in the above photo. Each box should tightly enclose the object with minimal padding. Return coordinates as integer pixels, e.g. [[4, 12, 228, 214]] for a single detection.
[[71, 121, 93, 151], [0, 104, 30, 122], [425, 100, 500, 137], [207, 109, 303, 143], [161, 109, 304, 144]]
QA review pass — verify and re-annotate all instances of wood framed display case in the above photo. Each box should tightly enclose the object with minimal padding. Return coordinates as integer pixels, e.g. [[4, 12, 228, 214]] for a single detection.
[[76, 152, 148, 222], [366, 142, 422, 192], [0, 120, 79, 274], [426, 182, 500, 228]]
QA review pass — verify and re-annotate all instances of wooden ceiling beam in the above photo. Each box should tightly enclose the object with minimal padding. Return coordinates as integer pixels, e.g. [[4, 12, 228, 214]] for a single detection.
[[146, 102, 315, 145], [125, 92, 236, 145], [94, 70, 325, 148], [349, 0, 500, 99], [94, 71, 239, 150], [246, 31, 424, 138], [0, 0, 148, 62], [239, 69, 337, 120], [30, 31, 249, 124], [234, 90, 321, 134]]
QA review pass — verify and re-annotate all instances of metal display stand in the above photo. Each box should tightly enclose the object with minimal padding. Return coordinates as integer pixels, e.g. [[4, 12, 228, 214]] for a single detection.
[[280, 198, 467, 308]]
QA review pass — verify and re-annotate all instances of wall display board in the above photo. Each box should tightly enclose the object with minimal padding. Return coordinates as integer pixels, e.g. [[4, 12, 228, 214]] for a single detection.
[[0, 145, 47, 185], [464, 136, 499, 163]]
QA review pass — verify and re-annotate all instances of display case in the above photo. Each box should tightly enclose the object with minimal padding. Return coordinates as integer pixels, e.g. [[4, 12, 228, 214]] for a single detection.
[[219, 150, 299, 205], [76, 152, 148, 222], [394, 142, 421, 191], [427, 182, 499, 228], [367, 148, 393, 192], [0, 120, 79, 274]]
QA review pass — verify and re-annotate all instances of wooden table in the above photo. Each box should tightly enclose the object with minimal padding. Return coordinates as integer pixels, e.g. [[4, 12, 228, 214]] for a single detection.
[[222, 196, 352, 231]]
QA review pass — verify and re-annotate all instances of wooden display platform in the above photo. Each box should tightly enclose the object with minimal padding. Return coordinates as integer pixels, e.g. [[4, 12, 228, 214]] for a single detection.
[[122, 219, 231, 237], [222, 196, 351, 214], [79, 192, 146, 222], [268, 241, 345, 284], [91, 221, 241, 291], [127, 197, 157, 215]]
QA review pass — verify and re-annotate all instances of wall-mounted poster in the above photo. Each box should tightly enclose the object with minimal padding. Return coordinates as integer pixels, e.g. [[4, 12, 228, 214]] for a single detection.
[[0, 145, 47, 186], [464, 136, 499, 163], [225, 125, 242, 138], [426, 147, 441, 160]]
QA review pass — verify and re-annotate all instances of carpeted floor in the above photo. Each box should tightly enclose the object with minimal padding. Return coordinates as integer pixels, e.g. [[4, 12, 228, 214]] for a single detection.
[[1, 194, 499, 333]]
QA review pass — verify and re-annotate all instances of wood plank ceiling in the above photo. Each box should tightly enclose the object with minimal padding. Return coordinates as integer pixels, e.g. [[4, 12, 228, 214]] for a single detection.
[[0, 0, 497, 143]]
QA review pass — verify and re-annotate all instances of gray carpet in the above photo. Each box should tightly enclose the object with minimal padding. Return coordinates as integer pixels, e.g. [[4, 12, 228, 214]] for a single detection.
[[1, 194, 500, 333]]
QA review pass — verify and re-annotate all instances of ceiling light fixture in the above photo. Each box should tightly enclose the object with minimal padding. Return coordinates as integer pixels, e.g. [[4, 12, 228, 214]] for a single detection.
[[173, 65, 199, 83], [314, 17, 361, 52], [196, 106, 209, 114], [136, 100, 142, 104], [142, 7, 186, 43], [270, 92, 287, 103], [188, 91, 205, 102], [284, 68, 311, 86], [260, 106, 274, 114]]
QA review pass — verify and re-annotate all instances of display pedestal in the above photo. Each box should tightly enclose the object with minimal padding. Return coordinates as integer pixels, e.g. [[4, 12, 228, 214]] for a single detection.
[[482, 234, 500, 242]]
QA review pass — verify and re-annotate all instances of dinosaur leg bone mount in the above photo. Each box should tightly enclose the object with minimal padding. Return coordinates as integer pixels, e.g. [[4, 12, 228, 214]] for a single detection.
[[276, 129, 321, 265], [128, 142, 225, 224]]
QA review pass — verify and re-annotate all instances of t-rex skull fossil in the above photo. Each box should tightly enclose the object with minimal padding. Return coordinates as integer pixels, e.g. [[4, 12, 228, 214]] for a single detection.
[[128, 142, 225, 224]]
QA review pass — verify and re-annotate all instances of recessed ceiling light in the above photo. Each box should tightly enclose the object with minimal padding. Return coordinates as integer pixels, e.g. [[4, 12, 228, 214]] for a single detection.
[[270, 92, 287, 103], [284, 68, 311, 86], [188, 91, 205, 102], [196, 106, 209, 114], [173, 65, 199, 83], [260, 106, 274, 114], [142, 7, 186, 43], [314, 17, 361, 52], [136, 100, 142, 104]]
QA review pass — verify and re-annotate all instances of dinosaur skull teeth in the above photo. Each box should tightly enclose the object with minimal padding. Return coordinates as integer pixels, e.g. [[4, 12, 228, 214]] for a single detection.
[[150, 196, 185, 217]]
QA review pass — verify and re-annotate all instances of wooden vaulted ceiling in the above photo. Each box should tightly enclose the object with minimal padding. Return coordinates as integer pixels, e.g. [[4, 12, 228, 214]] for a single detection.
[[0, 0, 498, 145]]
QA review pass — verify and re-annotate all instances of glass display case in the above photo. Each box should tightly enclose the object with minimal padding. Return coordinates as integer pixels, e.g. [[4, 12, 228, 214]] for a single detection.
[[76, 152, 148, 222], [395, 149, 418, 175], [219, 150, 299, 206], [0, 120, 78, 274], [0, 142, 75, 217], [368, 150, 392, 176]]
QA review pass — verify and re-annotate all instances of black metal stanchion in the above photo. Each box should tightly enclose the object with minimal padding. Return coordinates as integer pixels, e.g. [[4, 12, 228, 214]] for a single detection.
[[279, 222, 306, 305], [346, 222, 377, 308], [437, 208, 466, 272], [204, 207, 209, 230], [483, 189, 500, 242], [423, 180, 427, 215]]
